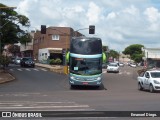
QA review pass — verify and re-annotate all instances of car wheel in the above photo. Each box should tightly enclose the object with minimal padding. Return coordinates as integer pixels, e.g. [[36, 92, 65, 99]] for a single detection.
[[138, 83, 143, 91], [149, 84, 154, 93]]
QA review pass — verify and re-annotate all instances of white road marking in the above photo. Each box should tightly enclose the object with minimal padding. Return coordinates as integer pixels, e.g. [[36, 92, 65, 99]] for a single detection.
[[33, 69, 39, 71], [0, 101, 91, 110], [25, 69, 31, 71], [102, 71, 107, 73], [126, 72, 131, 75], [9, 69, 14, 71], [41, 68, 47, 71], [17, 69, 22, 71], [0, 105, 89, 109]]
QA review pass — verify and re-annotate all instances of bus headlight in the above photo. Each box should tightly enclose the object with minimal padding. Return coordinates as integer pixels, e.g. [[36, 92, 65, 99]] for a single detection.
[[70, 76, 75, 80], [96, 77, 101, 81]]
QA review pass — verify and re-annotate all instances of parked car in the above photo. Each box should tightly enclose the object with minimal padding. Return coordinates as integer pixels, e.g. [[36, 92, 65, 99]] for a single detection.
[[107, 62, 119, 73], [137, 69, 160, 93], [130, 63, 136, 67], [20, 57, 35, 67], [119, 62, 124, 67], [14, 58, 21, 65], [10, 57, 15, 64]]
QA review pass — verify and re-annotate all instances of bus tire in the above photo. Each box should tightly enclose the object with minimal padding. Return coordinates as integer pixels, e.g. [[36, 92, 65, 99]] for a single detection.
[[70, 85, 75, 89]]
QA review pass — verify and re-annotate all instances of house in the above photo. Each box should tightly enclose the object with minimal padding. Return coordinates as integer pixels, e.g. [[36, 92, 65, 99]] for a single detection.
[[142, 47, 160, 68], [33, 26, 83, 64], [20, 31, 34, 58]]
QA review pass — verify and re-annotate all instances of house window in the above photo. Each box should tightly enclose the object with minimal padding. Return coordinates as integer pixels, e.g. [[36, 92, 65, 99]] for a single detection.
[[52, 35, 60, 40]]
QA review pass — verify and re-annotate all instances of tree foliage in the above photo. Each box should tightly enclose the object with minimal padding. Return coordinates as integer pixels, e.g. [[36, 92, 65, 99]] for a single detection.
[[102, 45, 108, 52], [109, 50, 119, 59], [0, 55, 10, 68], [122, 44, 144, 63], [0, 3, 31, 50], [8, 44, 20, 56]]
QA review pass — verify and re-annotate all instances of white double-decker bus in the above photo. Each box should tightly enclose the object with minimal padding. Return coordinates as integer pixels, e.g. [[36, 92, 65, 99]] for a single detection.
[[66, 37, 106, 88]]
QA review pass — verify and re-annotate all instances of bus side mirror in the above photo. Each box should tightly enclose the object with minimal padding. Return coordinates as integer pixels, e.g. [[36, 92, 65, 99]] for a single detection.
[[66, 52, 70, 63], [102, 52, 106, 63]]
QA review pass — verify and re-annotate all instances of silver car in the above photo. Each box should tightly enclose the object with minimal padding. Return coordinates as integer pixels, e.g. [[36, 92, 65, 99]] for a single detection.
[[107, 63, 119, 73], [14, 58, 21, 65]]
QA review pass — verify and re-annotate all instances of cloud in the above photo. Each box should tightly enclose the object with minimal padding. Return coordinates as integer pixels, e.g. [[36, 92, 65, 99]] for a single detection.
[[143, 7, 160, 31], [17, 0, 31, 17], [144, 7, 160, 23], [86, 2, 102, 24], [1, 0, 160, 51]]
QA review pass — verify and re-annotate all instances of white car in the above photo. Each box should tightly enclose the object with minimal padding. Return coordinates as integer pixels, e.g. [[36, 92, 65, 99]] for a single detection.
[[119, 62, 124, 67], [130, 63, 136, 67], [107, 63, 119, 73], [137, 69, 160, 93]]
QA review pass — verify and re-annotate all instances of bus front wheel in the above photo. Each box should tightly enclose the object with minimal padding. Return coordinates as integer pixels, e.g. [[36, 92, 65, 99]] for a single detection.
[[70, 85, 75, 89]]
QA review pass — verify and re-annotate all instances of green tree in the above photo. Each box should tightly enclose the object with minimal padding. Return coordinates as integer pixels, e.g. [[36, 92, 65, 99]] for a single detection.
[[0, 55, 10, 68], [109, 50, 119, 59], [8, 44, 20, 56], [0, 3, 30, 51], [102, 45, 108, 52], [122, 44, 144, 63]]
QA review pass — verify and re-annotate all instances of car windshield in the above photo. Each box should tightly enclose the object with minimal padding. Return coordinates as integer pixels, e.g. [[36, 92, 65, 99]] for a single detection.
[[150, 72, 160, 78], [23, 58, 33, 61], [109, 64, 117, 67]]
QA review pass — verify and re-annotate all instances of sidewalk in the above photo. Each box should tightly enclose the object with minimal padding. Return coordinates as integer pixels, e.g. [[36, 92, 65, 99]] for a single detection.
[[0, 63, 65, 84], [0, 69, 15, 84]]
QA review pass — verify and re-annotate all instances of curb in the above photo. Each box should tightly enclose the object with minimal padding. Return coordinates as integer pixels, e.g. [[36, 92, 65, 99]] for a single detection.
[[35, 64, 66, 74], [0, 72, 15, 84]]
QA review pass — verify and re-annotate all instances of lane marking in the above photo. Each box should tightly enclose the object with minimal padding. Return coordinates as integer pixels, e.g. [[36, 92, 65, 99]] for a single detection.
[[0, 105, 90, 109], [17, 69, 22, 71], [0, 102, 75, 104], [25, 69, 31, 71], [41, 68, 47, 71], [9, 69, 13, 71], [33, 69, 39, 71]]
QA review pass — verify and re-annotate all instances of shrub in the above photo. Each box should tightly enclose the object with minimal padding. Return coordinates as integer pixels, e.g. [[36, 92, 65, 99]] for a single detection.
[[54, 58, 62, 65], [0, 55, 10, 68], [49, 59, 55, 65]]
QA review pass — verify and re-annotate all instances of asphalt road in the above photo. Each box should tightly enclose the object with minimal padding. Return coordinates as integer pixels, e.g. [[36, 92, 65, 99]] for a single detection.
[[0, 64, 160, 119]]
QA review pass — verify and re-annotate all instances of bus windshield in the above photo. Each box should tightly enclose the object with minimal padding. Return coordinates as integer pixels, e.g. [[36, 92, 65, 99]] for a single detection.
[[70, 38, 102, 55], [70, 57, 102, 75]]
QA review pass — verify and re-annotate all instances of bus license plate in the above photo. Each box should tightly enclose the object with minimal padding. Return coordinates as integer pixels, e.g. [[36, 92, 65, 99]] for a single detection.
[[83, 82, 88, 85]]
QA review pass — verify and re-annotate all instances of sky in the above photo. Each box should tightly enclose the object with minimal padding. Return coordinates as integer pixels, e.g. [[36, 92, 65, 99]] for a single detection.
[[1, 0, 160, 52]]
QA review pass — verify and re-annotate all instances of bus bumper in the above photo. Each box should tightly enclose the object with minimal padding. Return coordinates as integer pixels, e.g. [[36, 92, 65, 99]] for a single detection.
[[69, 74, 102, 86]]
